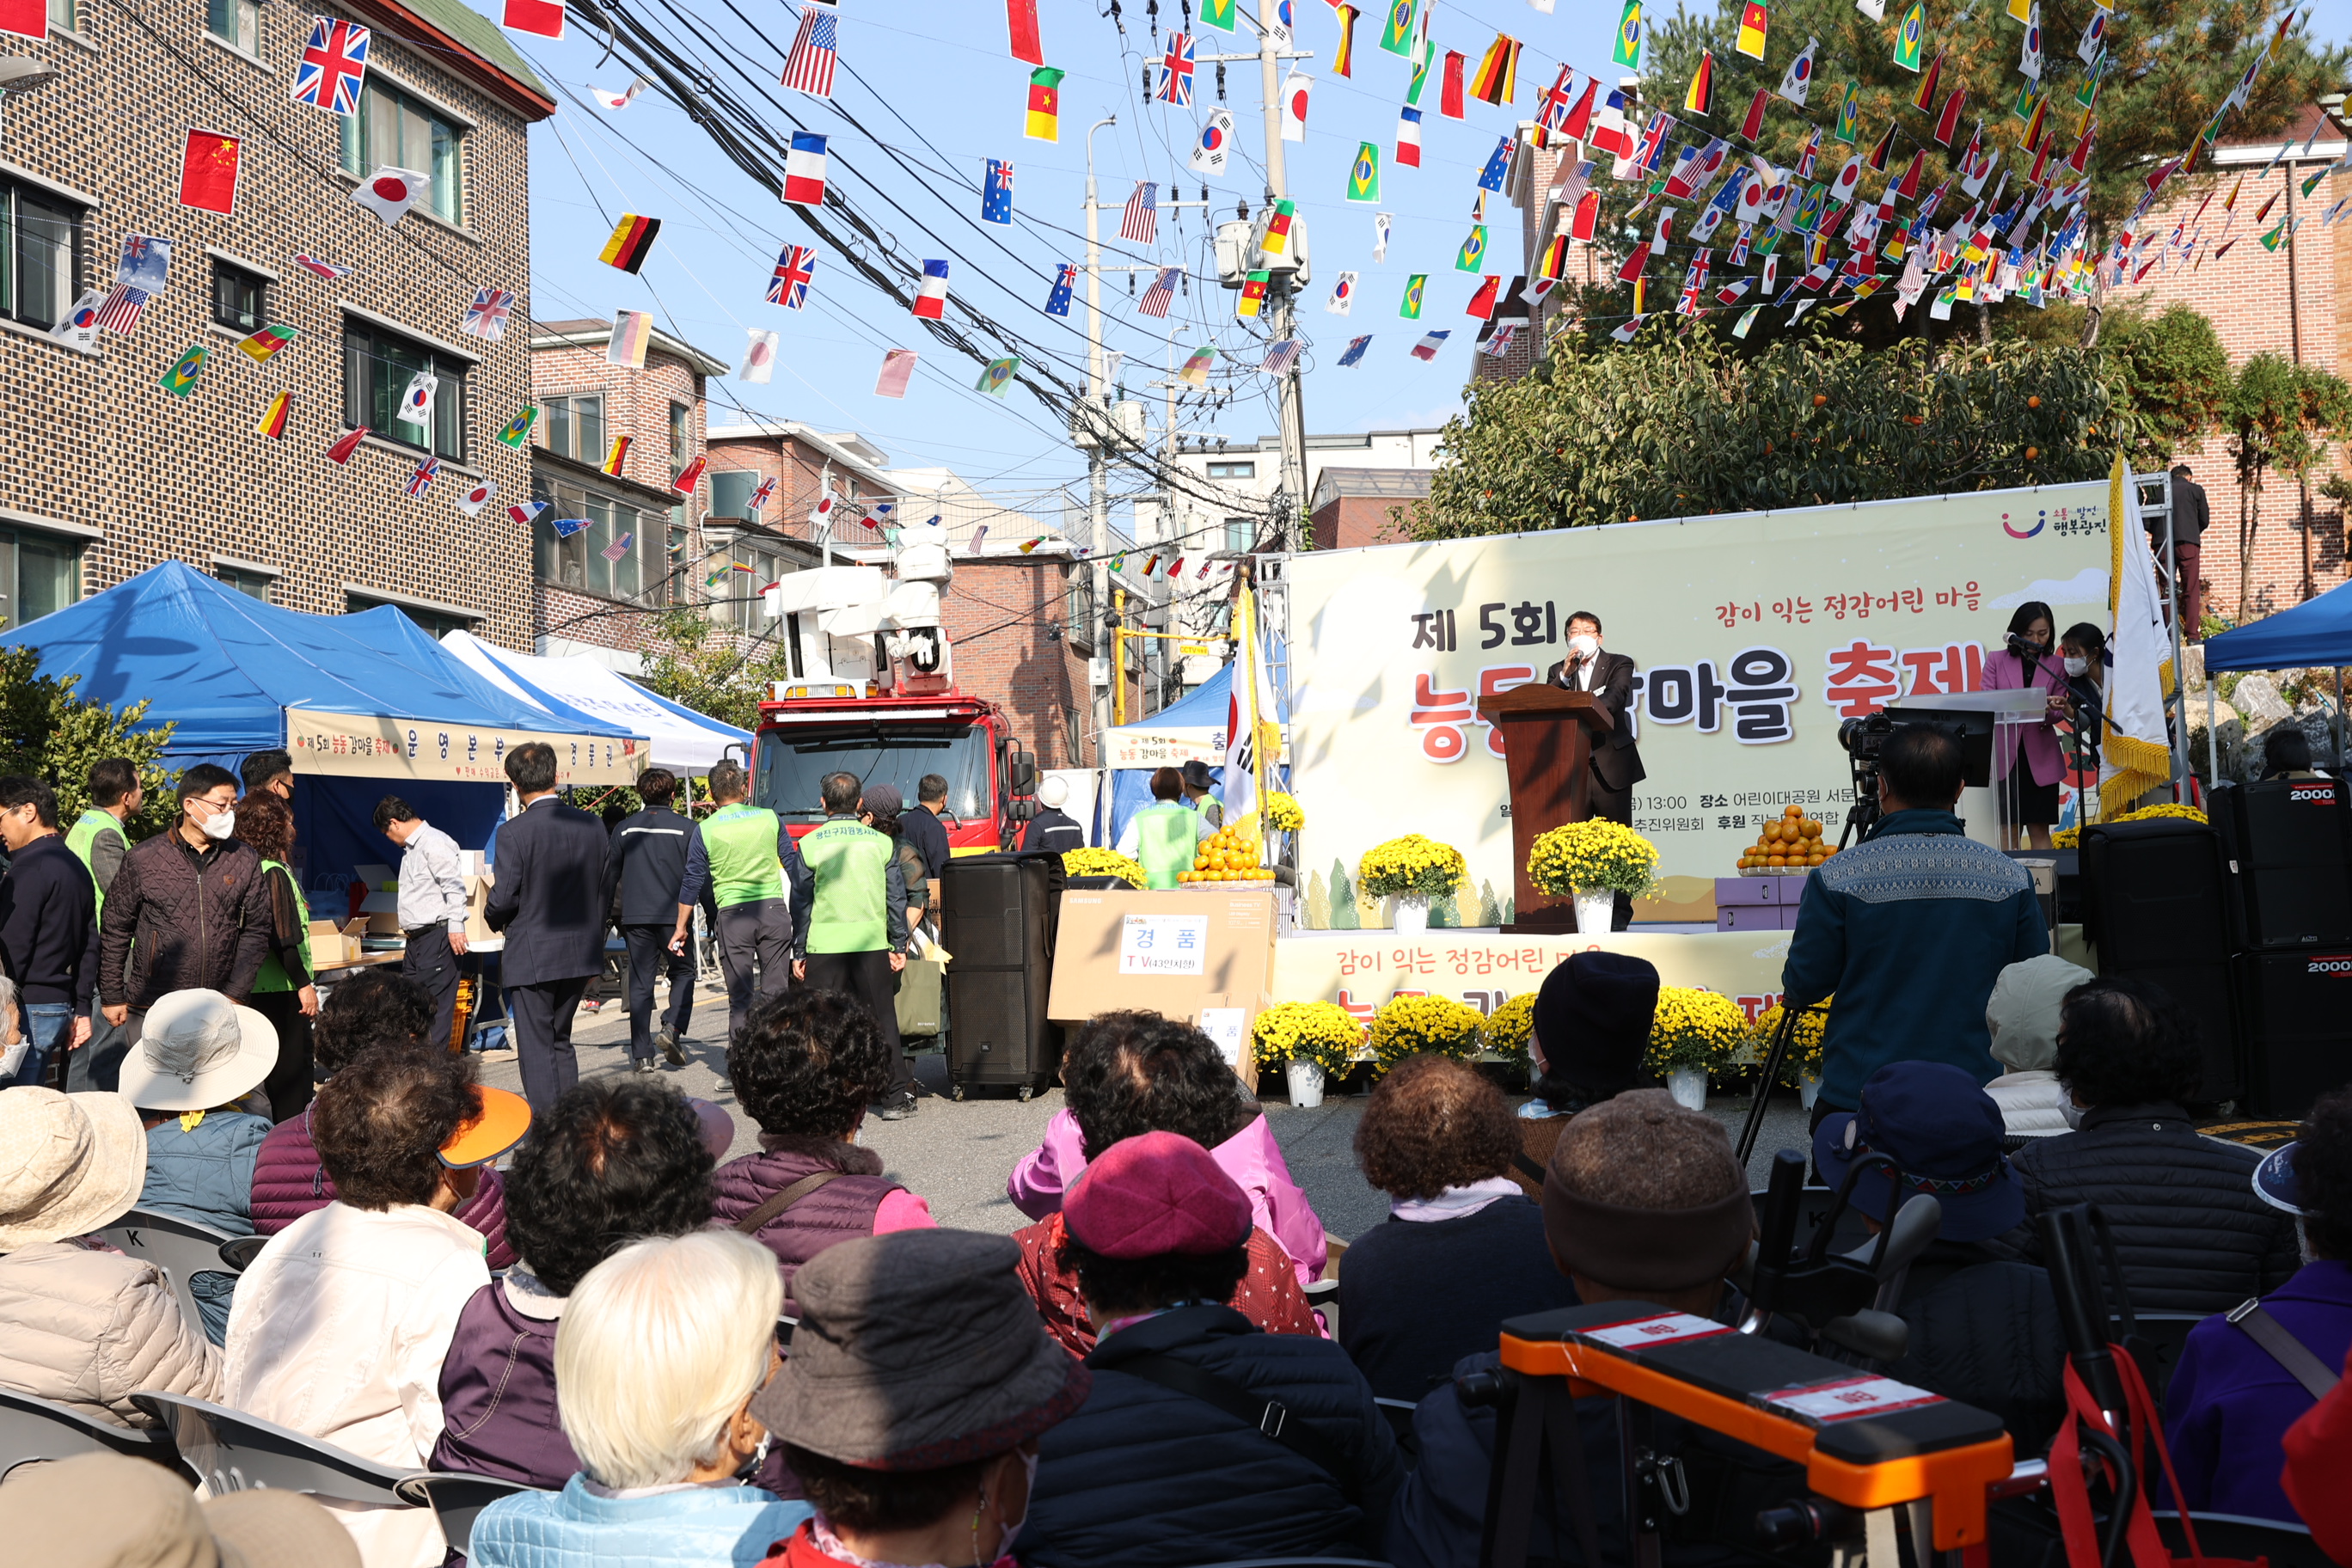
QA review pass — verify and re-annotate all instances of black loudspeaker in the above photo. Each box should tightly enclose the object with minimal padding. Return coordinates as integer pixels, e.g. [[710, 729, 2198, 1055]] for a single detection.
[[2211, 777, 2352, 950], [2236, 948, 2352, 1118], [937, 852, 1064, 1096], [2080, 818, 2241, 1103]]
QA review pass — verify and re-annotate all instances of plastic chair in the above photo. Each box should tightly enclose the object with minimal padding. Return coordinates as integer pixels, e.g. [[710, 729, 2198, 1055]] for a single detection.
[[0, 1387, 187, 1484], [394, 1473, 540, 1554], [126, 1392, 417, 1508], [2153, 1511, 2332, 1568], [217, 1235, 266, 1271], [92, 1210, 245, 1332]]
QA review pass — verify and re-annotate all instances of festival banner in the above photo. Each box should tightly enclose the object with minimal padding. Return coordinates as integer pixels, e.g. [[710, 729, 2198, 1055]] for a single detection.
[[1283, 481, 2114, 926], [285, 710, 646, 786]]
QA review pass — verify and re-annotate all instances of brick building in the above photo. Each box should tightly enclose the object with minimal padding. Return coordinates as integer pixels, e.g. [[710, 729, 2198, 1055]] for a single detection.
[[0, 0, 552, 641], [528, 316, 729, 671], [1308, 468, 1432, 549]]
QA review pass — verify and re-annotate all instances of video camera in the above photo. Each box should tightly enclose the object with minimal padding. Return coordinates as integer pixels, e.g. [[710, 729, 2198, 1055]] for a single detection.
[[1833, 708, 1995, 848]]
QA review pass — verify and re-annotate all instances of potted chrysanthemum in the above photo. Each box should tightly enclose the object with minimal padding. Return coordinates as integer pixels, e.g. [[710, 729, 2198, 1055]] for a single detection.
[[1356, 835, 1467, 932], [1250, 1001, 1364, 1108], [1528, 819, 1660, 933], [1645, 987, 1749, 1110]]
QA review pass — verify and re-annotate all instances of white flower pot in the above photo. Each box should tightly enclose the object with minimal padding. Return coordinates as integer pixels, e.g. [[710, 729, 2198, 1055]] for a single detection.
[[1286, 1059, 1327, 1108], [1666, 1067, 1709, 1111], [1392, 894, 1430, 933], [1573, 890, 1616, 934], [1798, 1070, 1822, 1112]]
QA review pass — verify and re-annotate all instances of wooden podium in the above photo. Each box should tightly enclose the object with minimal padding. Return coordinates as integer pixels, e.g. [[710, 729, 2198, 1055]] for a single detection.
[[1477, 686, 1616, 934]]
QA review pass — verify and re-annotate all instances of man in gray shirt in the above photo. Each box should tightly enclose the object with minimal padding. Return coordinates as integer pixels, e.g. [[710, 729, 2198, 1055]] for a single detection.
[[375, 795, 470, 1050]]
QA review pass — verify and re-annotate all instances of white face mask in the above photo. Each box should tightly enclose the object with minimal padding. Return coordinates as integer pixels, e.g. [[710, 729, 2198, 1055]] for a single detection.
[[1568, 634, 1600, 658], [196, 805, 236, 841], [2060, 1099, 2086, 1130], [2063, 656, 2088, 677]]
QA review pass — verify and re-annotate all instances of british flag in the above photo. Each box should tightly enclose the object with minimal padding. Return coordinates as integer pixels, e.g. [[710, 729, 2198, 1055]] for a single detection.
[[459, 285, 514, 340], [748, 476, 778, 514], [291, 19, 372, 116], [1119, 181, 1159, 244], [291, 254, 354, 279], [781, 1, 837, 98], [769, 244, 817, 309], [92, 285, 149, 334], [1157, 31, 1194, 107], [1136, 265, 1180, 317], [404, 456, 440, 498]]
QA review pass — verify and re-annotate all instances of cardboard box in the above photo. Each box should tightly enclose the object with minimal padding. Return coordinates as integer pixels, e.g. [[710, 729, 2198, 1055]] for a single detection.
[[1048, 890, 1278, 1088], [463, 871, 496, 945], [308, 918, 369, 965]]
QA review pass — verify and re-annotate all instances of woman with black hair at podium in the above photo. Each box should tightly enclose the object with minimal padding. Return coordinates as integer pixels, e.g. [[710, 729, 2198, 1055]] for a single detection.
[[1983, 601, 2067, 852]]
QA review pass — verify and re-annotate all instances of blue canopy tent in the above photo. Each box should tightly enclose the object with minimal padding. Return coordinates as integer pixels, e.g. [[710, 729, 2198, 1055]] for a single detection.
[[2203, 582, 2352, 672], [0, 561, 644, 906], [1099, 660, 1292, 846]]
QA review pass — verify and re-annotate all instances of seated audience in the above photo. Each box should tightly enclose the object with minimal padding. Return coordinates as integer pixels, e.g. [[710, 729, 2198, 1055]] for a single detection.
[[2165, 1089, 2352, 1526], [125, 989, 278, 1344], [1009, 1009, 1327, 1286], [713, 989, 934, 1305], [2262, 725, 2324, 779], [1981, 955, 2092, 1139], [1816, 1063, 2067, 1450], [2009, 977, 2299, 1314], [0, 1086, 220, 1425], [250, 969, 515, 1268], [754, 1229, 1092, 1568], [1391, 1090, 1782, 1568], [226, 1050, 530, 1568], [1340, 1057, 1577, 1402], [432, 1075, 719, 1489], [2, 1450, 358, 1568], [469, 1230, 813, 1568], [1020, 1131, 1403, 1568], [1509, 951, 1658, 1197]]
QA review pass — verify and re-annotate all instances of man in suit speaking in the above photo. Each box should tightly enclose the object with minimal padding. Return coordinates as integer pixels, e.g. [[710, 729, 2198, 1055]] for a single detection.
[[1542, 609, 1647, 931], [485, 741, 611, 1114]]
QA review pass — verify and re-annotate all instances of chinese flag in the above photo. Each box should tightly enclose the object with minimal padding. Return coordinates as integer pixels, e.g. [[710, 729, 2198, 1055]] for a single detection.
[[502, 0, 565, 38], [179, 131, 242, 215], [1007, 0, 1043, 64], [1441, 50, 1466, 119], [0, 0, 44, 40]]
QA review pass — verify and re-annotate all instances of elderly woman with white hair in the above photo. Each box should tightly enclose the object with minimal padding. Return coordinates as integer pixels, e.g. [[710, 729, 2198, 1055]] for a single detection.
[[1982, 954, 2094, 1139], [468, 1228, 812, 1567]]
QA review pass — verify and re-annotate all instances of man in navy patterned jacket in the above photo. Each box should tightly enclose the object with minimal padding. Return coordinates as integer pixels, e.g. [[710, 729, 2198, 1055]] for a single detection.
[[1783, 723, 2049, 1122]]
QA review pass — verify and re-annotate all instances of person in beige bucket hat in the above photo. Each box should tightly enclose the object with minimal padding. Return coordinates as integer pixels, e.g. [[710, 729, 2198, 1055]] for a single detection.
[[0, 1086, 222, 1424], [118, 989, 278, 1115], [0, 1450, 360, 1567]]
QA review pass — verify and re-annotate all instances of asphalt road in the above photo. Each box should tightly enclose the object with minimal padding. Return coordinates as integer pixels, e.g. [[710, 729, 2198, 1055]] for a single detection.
[[475, 990, 1819, 1244]]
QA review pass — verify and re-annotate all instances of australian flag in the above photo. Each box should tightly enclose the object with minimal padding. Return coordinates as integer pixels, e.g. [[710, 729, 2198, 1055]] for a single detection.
[[1044, 262, 1075, 316], [983, 159, 1014, 224], [1477, 135, 1513, 192], [117, 234, 172, 292], [1337, 334, 1371, 366]]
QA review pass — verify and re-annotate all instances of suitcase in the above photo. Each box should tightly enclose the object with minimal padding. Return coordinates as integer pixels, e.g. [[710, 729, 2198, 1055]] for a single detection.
[[939, 852, 1065, 1099]]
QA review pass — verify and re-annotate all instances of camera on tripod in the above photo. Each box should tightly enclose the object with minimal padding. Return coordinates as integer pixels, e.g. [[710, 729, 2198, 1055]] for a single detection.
[[1833, 708, 1997, 848]]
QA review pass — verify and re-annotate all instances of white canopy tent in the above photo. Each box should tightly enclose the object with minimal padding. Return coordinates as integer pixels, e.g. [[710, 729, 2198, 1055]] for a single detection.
[[440, 631, 751, 776]]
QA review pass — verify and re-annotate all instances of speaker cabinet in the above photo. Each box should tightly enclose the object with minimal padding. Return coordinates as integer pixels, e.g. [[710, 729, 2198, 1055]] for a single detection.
[[2211, 777, 2352, 950], [938, 853, 1064, 1095], [2237, 948, 2352, 1119], [2081, 818, 2241, 1103]]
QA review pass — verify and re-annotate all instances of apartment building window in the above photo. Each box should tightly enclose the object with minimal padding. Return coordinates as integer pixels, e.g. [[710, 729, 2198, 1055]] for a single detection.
[[0, 527, 82, 628], [669, 401, 692, 480], [1223, 517, 1254, 554], [348, 593, 475, 639], [0, 177, 80, 332], [211, 258, 268, 333], [48, 0, 76, 32], [533, 481, 654, 603], [340, 79, 464, 225], [205, 0, 260, 53], [217, 566, 273, 600], [1064, 564, 1096, 657], [726, 539, 786, 634], [540, 394, 604, 463], [709, 469, 759, 519], [1206, 461, 1255, 480], [344, 317, 468, 459]]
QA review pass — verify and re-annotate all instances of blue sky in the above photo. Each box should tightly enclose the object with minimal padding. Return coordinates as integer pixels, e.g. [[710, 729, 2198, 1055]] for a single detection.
[[501, 0, 2349, 502]]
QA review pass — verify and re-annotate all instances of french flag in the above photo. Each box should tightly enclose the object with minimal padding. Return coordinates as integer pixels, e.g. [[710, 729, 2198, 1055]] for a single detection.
[[1395, 107, 1422, 168], [782, 132, 828, 205], [912, 259, 949, 319]]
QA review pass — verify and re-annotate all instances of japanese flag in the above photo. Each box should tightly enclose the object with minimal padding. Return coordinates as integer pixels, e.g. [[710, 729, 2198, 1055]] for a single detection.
[[1280, 72, 1312, 141], [1736, 156, 1774, 224], [351, 168, 430, 228], [1828, 155, 1864, 205], [456, 478, 499, 516], [741, 328, 779, 384], [397, 370, 438, 427]]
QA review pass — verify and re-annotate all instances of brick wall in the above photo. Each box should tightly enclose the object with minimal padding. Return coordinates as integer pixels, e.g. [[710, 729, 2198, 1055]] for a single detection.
[[938, 559, 1099, 768], [0, 0, 548, 646], [1310, 495, 1412, 549], [704, 433, 890, 550]]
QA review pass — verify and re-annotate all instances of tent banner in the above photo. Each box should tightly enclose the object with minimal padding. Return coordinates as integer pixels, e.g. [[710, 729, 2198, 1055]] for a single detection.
[[1273, 928, 1795, 1024], [1106, 726, 1228, 769], [1284, 482, 2112, 925], [286, 711, 646, 786]]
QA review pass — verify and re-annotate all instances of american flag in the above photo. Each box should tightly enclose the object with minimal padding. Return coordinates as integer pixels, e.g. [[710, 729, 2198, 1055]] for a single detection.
[[92, 285, 149, 334], [291, 254, 354, 279], [1119, 181, 1159, 244], [781, 1, 838, 98], [404, 456, 440, 498], [769, 244, 817, 309], [1136, 265, 1181, 317], [1259, 340, 1302, 376], [460, 285, 514, 340], [291, 18, 371, 116]]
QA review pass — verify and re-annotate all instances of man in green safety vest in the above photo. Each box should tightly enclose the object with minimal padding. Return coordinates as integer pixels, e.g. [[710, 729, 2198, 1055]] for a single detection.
[[669, 758, 808, 1052], [64, 757, 142, 1091], [792, 770, 915, 1120], [1116, 766, 1213, 891]]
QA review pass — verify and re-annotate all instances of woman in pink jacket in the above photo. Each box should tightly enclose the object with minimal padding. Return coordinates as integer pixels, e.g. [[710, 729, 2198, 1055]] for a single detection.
[[1982, 600, 2068, 852]]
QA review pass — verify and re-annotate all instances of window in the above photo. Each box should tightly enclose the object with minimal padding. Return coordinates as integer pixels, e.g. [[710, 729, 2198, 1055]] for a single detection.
[[340, 78, 463, 225], [343, 317, 468, 460], [211, 258, 267, 333], [48, 0, 75, 32], [710, 469, 759, 519], [1065, 564, 1096, 657], [349, 594, 475, 639], [0, 528, 81, 628], [1206, 461, 1256, 480], [0, 178, 79, 332], [532, 479, 653, 603], [205, 0, 260, 53], [726, 539, 786, 633], [669, 401, 692, 481], [539, 394, 604, 463], [1223, 517, 1254, 554], [217, 566, 273, 600]]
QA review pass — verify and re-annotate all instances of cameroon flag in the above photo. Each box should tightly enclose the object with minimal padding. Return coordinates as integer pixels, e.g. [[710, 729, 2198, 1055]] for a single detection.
[[1736, 1, 1768, 58], [1236, 271, 1269, 318], [1026, 67, 1063, 141], [236, 322, 298, 364]]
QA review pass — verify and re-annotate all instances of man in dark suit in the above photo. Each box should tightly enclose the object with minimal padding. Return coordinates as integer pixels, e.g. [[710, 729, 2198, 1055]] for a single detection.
[[486, 742, 611, 1115], [1542, 609, 1647, 931], [2154, 463, 2211, 641]]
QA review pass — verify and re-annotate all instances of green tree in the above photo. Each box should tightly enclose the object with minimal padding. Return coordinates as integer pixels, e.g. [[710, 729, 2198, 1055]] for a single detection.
[[0, 646, 178, 837], [2224, 352, 2352, 609], [636, 607, 801, 737], [2098, 303, 2233, 463]]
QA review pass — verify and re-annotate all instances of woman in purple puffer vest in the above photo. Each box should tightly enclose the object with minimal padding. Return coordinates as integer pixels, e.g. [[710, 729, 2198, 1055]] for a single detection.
[[248, 969, 514, 1267]]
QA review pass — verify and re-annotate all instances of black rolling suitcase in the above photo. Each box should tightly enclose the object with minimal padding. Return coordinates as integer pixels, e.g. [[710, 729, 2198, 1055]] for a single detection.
[[938, 851, 1064, 1099]]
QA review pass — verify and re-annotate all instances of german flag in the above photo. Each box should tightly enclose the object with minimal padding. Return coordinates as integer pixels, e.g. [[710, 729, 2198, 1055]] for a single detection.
[[601, 433, 633, 477], [1908, 50, 1942, 115], [1468, 33, 1519, 105], [598, 213, 661, 273], [254, 390, 291, 440], [1682, 50, 1713, 115]]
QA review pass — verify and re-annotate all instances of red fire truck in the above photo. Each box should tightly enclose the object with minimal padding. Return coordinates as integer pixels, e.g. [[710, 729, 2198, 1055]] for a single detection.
[[750, 681, 1038, 850]]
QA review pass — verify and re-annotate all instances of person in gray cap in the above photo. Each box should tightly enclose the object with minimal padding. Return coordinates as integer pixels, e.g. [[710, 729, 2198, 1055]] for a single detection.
[[754, 1228, 1091, 1568]]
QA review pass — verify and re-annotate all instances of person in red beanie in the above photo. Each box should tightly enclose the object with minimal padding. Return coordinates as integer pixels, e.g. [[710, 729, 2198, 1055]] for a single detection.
[[1015, 1130, 1401, 1568]]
